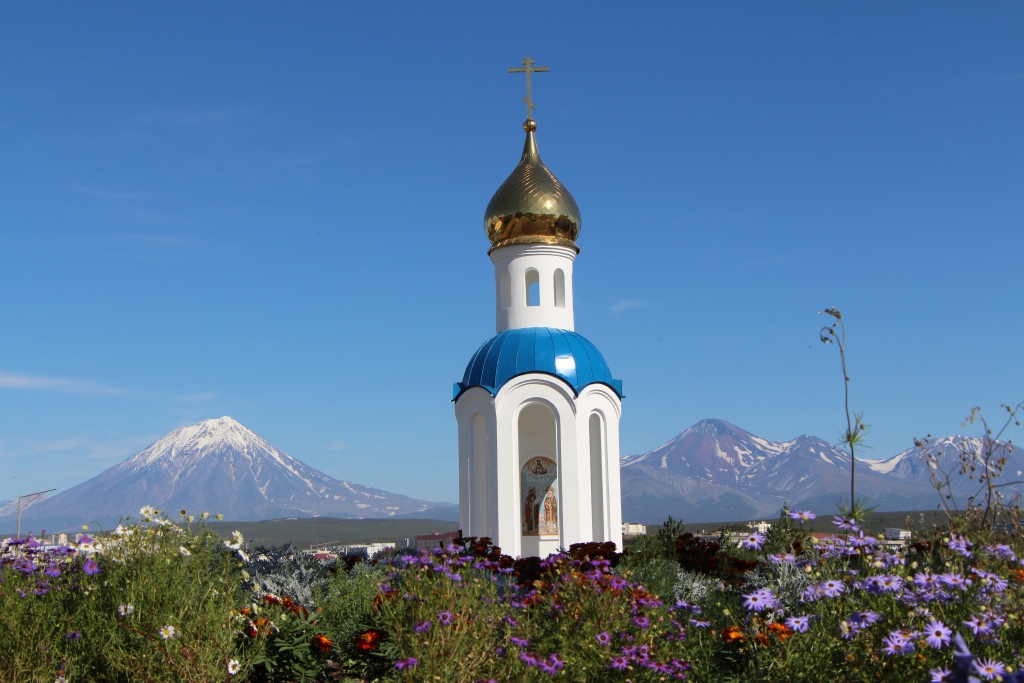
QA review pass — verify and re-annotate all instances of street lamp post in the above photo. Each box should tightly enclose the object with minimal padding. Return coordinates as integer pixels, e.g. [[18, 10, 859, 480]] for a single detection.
[[16, 489, 55, 540]]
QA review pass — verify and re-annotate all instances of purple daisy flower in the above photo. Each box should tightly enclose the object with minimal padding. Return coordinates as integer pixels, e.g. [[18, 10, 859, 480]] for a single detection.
[[741, 533, 766, 550], [923, 620, 951, 649], [510, 636, 530, 647], [438, 610, 454, 626], [414, 620, 431, 633], [82, 558, 100, 576], [832, 515, 858, 531], [881, 635, 914, 655], [633, 616, 651, 629], [785, 615, 811, 633], [595, 631, 611, 645], [963, 615, 996, 637], [973, 658, 1006, 680], [394, 658, 418, 671], [743, 588, 777, 612], [609, 656, 629, 670], [518, 651, 539, 667], [788, 510, 816, 522], [929, 667, 951, 682]]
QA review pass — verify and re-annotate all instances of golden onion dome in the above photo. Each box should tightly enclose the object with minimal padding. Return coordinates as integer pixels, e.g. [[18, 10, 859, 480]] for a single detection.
[[484, 119, 581, 253]]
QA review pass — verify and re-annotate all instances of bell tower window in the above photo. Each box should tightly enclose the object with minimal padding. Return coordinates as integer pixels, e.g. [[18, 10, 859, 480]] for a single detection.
[[526, 268, 540, 307], [501, 270, 512, 308], [554, 269, 565, 308]]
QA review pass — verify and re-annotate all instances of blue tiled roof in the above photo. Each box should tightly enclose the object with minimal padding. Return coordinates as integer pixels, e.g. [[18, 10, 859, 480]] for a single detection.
[[454, 327, 623, 401]]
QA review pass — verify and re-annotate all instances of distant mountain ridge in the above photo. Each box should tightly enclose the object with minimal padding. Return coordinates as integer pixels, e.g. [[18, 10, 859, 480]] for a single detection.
[[620, 419, 1020, 524], [1, 417, 457, 534], [7, 416, 1017, 534]]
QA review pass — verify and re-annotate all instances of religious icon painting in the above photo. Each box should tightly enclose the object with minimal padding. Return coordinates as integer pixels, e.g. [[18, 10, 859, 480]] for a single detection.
[[521, 457, 558, 536]]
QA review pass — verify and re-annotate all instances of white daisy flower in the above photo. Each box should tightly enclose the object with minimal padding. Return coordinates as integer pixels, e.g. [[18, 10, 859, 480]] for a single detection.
[[227, 659, 241, 675], [140, 505, 159, 517], [117, 604, 135, 616], [159, 624, 177, 640], [179, 546, 191, 556]]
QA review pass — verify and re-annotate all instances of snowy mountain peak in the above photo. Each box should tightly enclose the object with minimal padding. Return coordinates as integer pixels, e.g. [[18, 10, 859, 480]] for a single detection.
[[122, 416, 285, 472], [3, 417, 455, 530]]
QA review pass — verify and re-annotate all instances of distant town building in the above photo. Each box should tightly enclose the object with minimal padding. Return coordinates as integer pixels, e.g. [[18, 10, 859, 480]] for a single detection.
[[748, 521, 772, 535], [415, 531, 460, 551], [622, 523, 647, 537], [885, 528, 912, 541], [334, 542, 395, 558]]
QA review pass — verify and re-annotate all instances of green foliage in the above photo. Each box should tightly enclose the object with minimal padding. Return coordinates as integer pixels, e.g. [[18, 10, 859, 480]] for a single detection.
[[0, 513, 247, 683], [246, 600, 329, 683], [0, 510, 328, 683], [619, 519, 686, 602], [656, 515, 687, 548], [315, 560, 391, 680], [762, 505, 809, 556]]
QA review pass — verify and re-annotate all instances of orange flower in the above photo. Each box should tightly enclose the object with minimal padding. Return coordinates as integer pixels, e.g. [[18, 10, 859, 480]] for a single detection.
[[1010, 568, 1024, 583], [312, 634, 332, 653], [722, 625, 746, 644], [355, 629, 382, 652], [766, 622, 793, 642]]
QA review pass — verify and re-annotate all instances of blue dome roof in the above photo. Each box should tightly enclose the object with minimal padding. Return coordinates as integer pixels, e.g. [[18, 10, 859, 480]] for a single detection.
[[454, 327, 623, 401]]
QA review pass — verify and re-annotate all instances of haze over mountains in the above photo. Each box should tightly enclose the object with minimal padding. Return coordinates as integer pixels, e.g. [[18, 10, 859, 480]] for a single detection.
[[4, 416, 1017, 534], [620, 419, 1020, 523], [0, 417, 457, 534]]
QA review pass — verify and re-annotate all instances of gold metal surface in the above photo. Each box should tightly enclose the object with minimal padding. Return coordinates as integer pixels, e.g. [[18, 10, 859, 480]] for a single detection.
[[484, 121, 582, 251], [508, 55, 549, 121]]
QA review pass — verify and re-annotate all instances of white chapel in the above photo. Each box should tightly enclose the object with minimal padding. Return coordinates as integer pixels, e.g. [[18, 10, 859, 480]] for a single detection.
[[453, 58, 624, 558]]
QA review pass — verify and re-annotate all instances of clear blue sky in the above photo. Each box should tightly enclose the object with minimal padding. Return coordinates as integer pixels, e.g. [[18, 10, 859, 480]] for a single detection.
[[2, 3, 1022, 506]]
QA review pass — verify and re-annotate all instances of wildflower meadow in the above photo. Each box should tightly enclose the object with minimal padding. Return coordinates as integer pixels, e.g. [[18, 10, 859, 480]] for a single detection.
[[3, 399, 1023, 682]]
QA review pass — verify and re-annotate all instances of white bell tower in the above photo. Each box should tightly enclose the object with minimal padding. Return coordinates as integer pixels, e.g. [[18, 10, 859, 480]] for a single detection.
[[453, 58, 623, 557]]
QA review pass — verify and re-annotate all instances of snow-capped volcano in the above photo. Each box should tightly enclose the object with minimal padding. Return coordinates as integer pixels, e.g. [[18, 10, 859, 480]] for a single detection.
[[2, 417, 455, 533], [619, 419, 945, 523]]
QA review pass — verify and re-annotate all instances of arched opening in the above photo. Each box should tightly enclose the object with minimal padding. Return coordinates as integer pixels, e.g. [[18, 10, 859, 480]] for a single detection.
[[589, 413, 605, 542], [554, 269, 565, 308], [525, 268, 540, 307], [518, 402, 558, 557], [471, 413, 488, 535], [501, 270, 511, 308]]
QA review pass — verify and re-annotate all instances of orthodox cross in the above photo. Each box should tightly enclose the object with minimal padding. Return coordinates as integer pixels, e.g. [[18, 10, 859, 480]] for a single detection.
[[508, 55, 549, 120]]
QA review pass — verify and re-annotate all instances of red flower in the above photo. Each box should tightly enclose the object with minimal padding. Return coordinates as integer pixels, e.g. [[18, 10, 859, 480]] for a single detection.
[[722, 625, 746, 644], [312, 634, 332, 653], [355, 629, 382, 652]]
